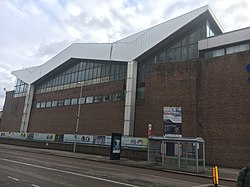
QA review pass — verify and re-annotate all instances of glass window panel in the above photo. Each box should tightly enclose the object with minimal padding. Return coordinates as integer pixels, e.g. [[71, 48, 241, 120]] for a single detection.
[[105, 64, 111, 76], [93, 67, 97, 79], [82, 62, 87, 70], [64, 99, 71, 106], [182, 47, 188, 61], [239, 43, 249, 51], [86, 96, 93, 104], [89, 68, 93, 80], [41, 102, 46, 108], [94, 96, 99, 103], [58, 100, 64, 106], [213, 49, 224, 57], [82, 71, 86, 81], [79, 62, 84, 71], [226, 47, 233, 54], [36, 103, 41, 108], [85, 69, 89, 80], [111, 64, 115, 75], [71, 98, 78, 105], [77, 71, 82, 81], [103, 94, 110, 102], [75, 63, 80, 72], [79, 97, 85, 104], [101, 65, 106, 77], [71, 73, 75, 83], [46, 101, 52, 108], [52, 100, 58, 107], [188, 44, 198, 60], [97, 66, 101, 78]]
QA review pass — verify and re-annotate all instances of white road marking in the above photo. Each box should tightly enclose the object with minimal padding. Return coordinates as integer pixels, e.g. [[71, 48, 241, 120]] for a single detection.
[[192, 185, 227, 187], [31, 184, 40, 187], [0, 158, 138, 187], [8, 176, 20, 181]]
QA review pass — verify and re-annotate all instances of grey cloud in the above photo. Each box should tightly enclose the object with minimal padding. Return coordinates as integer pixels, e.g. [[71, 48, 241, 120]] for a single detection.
[[87, 17, 112, 29], [225, 1, 248, 14], [35, 40, 73, 57]]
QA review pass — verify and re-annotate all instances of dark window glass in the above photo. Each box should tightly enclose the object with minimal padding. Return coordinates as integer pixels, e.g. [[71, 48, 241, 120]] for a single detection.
[[97, 66, 101, 78], [101, 65, 106, 77], [58, 100, 64, 106], [93, 67, 97, 79], [85, 69, 89, 80]]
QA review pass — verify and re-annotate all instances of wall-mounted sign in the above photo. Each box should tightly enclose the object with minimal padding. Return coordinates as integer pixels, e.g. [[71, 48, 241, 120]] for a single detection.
[[163, 107, 182, 137]]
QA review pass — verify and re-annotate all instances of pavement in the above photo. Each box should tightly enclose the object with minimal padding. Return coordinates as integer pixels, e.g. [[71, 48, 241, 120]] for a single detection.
[[0, 143, 240, 183]]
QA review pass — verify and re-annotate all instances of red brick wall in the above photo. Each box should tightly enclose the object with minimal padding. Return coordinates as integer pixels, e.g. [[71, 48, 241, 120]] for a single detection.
[[134, 51, 250, 168], [0, 91, 25, 132], [28, 80, 125, 135], [1, 52, 249, 168], [197, 52, 250, 168], [135, 61, 198, 138]]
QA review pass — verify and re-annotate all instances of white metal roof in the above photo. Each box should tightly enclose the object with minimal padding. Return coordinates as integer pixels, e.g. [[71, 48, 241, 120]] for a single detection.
[[12, 5, 220, 84]]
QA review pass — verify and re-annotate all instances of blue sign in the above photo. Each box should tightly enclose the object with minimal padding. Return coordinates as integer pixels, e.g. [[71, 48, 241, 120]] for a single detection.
[[247, 64, 250, 72], [247, 64, 250, 82]]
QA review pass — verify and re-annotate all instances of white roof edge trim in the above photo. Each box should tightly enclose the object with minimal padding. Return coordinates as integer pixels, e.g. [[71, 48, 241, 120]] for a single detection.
[[198, 27, 250, 50]]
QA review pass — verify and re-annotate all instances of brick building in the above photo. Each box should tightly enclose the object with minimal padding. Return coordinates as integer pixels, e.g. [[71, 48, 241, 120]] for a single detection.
[[1, 5, 249, 168]]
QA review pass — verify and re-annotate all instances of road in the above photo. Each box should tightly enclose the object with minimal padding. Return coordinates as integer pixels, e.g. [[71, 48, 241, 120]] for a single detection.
[[0, 144, 235, 187]]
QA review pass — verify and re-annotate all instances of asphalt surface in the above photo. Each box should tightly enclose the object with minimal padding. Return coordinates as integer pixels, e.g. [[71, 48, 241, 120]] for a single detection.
[[0, 143, 237, 187]]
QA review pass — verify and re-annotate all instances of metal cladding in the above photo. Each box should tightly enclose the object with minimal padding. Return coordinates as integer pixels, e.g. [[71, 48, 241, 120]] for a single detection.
[[12, 5, 220, 84]]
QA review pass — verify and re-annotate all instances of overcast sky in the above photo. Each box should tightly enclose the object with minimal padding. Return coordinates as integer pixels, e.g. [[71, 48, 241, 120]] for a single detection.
[[0, 0, 250, 110]]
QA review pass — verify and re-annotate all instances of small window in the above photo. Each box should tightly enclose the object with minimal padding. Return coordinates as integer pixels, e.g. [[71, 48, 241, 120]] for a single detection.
[[52, 100, 58, 107], [71, 98, 78, 105], [46, 101, 52, 108], [58, 100, 64, 106], [79, 97, 85, 104], [213, 49, 224, 57], [64, 99, 71, 106], [36, 103, 41, 108], [41, 102, 46, 108], [103, 94, 110, 102], [86, 96, 93, 104], [94, 95, 102, 103]]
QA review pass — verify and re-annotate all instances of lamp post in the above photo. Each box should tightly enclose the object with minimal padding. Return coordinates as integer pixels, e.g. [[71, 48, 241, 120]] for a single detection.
[[73, 82, 84, 153]]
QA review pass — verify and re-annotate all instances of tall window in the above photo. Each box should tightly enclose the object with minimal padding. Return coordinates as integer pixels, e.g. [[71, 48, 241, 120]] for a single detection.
[[36, 60, 127, 94]]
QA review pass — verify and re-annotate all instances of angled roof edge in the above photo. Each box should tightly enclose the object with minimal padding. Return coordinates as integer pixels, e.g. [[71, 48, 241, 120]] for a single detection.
[[12, 5, 222, 85]]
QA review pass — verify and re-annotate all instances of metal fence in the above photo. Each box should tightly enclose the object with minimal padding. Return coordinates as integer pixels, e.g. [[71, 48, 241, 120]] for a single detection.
[[148, 136, 205, 173]]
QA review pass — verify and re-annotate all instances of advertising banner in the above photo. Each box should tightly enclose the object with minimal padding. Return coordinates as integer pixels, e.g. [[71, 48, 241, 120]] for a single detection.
[[33, 133, 55, 141], [78, 135, 93, 144], [122, 137, 148, 148], [0, 132, 10, 138], [10, 132, 27, 140], [93, 135, 106, 145], [63, 134, 94, 144], [163, 107, 182, 137]]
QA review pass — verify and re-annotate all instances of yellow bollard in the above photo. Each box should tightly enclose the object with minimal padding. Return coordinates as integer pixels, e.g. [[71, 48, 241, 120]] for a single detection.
[[212, 166, 219, 186]]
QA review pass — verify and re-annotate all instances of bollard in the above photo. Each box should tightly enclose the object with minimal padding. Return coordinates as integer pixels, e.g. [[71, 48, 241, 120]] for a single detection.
[[212, 166, 219, 186]]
